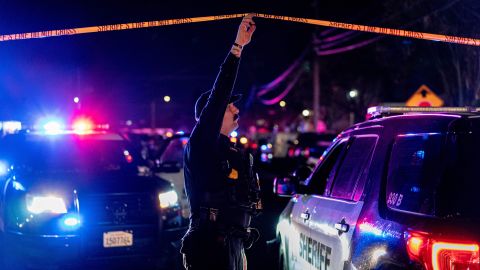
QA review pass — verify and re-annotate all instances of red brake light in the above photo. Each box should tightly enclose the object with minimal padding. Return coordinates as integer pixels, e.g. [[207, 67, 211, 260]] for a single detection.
[[432, 242, 479, 270], [406, 230, 480, 270], [123, 150, 133, 163], [304, 147, 310, 158]]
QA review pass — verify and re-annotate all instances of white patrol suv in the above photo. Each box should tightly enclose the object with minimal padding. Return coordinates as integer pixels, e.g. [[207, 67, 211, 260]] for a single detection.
[[274, 106, 480, 270]]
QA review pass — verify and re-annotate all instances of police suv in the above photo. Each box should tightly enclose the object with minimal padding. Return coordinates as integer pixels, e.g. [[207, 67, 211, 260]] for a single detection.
[[0, 127, 185, 269], [274, 107, 480, 270]]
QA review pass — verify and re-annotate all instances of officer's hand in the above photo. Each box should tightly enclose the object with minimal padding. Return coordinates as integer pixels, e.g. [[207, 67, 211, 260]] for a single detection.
[[235, 14, 256, 47]]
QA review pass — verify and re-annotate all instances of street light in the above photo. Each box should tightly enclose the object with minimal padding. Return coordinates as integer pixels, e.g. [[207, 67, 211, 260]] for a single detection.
[[164, 96, 171, 103], [302, 109, 310, 117], [348, 89, 359, 99], [279, 101, 286, 108], [73, 97, 80, 103], [239, 137, 248, 144], [347, 89, 359, 126]]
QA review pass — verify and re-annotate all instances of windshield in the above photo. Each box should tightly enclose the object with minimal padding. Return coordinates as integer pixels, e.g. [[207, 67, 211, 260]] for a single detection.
[[0, 134, 138, 175], [159, 137, 188, 165]]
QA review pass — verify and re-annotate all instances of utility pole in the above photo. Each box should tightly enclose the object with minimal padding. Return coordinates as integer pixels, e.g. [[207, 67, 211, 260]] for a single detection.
[[313, 56, 320, 133], [150, 99, 156, 130], [312, 0, 321, 132]]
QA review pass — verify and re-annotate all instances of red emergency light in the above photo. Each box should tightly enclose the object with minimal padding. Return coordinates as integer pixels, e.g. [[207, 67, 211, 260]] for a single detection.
[[72, 118, 94, 135]]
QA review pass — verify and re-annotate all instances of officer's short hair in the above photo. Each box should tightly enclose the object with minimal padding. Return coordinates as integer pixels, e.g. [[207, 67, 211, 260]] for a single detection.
[[194, 90, 242, 121]]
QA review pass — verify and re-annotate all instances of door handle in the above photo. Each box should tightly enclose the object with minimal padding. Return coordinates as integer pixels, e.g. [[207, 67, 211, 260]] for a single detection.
[[335, 218, 350, 233], [300, 211, 310, 221]]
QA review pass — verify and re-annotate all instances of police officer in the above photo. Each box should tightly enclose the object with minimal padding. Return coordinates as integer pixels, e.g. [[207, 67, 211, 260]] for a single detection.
[[180, 14, 261, 270]]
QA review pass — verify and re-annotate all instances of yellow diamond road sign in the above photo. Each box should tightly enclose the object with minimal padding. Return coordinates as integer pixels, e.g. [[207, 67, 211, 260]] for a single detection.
[[406, 84, 444, 107]]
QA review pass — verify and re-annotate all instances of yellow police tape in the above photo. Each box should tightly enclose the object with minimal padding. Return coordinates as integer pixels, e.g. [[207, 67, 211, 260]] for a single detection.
[[1, 13, 479, 46]]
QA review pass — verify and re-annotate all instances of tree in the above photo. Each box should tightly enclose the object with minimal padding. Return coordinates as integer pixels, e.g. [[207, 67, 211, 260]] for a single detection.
[[382, 0, 480, 106]]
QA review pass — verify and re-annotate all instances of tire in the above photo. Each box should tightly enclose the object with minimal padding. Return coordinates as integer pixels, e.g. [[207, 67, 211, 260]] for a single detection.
[[278, 238, 287, 270], [279, 252, 287, 270], [266, 235, 281, 270]]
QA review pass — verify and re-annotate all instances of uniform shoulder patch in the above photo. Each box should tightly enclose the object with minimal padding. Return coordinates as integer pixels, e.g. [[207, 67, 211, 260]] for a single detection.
[[228, 168, 239, 180]]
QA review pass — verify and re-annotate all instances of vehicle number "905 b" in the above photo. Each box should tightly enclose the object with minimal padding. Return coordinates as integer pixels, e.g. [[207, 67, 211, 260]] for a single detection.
[[387, 192, 403, 207]]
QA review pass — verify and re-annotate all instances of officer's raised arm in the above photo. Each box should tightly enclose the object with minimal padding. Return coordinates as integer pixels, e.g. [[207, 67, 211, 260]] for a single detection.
[[190, 14, 256, 144]]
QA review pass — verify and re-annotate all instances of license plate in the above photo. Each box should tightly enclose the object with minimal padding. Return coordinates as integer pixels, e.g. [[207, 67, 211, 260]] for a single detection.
[[103, 231, 133, 248]]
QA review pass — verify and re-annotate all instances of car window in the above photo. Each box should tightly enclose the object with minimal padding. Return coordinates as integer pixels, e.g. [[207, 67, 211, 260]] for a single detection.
[[329, 136, 377, 201], [159, 137, 188, 166], [386, 133, 445, 215], [306, 138, 348, 195], [436, 132, 480, 218]]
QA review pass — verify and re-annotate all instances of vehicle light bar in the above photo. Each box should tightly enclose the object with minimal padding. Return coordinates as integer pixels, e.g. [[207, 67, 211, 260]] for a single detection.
[[72, 118, 94, 134], [367, 106, 480, 119]]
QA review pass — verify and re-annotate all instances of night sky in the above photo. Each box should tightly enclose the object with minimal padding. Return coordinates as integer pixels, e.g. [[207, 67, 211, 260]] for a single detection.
[[1, 0, 479, 131]]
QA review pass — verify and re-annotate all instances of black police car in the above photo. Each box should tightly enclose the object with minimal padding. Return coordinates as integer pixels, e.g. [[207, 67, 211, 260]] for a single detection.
[[274, 106, 480, 270], [0, 130, 185, 269]]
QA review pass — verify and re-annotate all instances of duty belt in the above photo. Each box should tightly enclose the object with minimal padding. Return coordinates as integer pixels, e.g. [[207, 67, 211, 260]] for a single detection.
[[190, 207, 260, 249], [199, 207, 220, 222], [193, 207, 251, 228]]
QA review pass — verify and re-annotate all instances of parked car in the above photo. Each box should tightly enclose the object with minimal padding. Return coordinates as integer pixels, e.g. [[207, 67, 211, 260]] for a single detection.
[[0, 130, 186, 269], [274, 106, 480, 270], [286, 132, 337, 166], [154, 134, 190, 221], [127, 132, 190, 223]]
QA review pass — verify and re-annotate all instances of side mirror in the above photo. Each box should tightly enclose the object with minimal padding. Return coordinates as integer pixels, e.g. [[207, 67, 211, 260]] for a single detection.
[[293, 165, 313, 183], [293, 165, 313, 194], [273, 165, 313, 197], [156, 161, 182, 173], [273, 176, 296, 197]]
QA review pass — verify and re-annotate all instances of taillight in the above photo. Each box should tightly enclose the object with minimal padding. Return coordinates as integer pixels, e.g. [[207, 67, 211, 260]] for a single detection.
[[125, 155, 133, 163], [406, 230, 480, 270], [123, 150, 134, 163], [432, 242, 479, 270], [303, 147, 310, 158]]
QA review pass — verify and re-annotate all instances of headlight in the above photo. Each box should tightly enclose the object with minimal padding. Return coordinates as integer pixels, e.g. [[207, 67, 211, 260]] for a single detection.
[[0, 161, 9, 176], [158, 190, 178, 208], [26, 194, 67, 214]]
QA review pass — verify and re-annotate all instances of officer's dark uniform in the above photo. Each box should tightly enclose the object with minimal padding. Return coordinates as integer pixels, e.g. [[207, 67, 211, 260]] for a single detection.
[[180, 51, 261, 270]]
